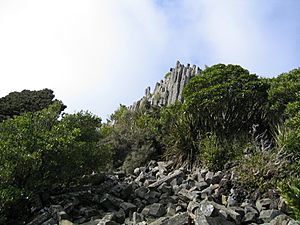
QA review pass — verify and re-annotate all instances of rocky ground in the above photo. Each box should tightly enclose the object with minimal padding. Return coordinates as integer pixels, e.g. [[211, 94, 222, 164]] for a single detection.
[[27, 160, 299, 225]]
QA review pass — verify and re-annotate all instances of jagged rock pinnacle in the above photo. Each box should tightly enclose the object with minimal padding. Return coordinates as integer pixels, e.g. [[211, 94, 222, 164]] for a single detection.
[[130, 61, 202, 110]]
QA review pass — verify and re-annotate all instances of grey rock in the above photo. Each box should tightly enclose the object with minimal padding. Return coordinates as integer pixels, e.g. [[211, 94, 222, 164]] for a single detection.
[[166, 204, 176, 216], [26, 211, 51, 225], [256, 198, 272, 212], [209, 200, 242, 224], [288, 220, 300, 225], [40, 218, 57, 225], [57, 211, 69, 221], [120, 202, 137, 215], [132, 212, 144, 224], [148, 169, 185, 189], [142, 203, 166, 218], [193, 211, 235, 225], [199, 200, 216, 217], [98, 193, 124, 210], [243, 211, 258, 223], [195, 181, 209, 191], [129, 61, 201, 110], [135, 186, 149, 199], [259, 209, 283, 223], [269, 214, 291, 225], [115, 209, 126, 224], [205, 172, 214, 184], [59, 220, 73, 225]]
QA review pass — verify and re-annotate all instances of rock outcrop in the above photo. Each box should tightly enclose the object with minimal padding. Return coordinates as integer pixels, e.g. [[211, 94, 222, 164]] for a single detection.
[[26, 161, 299, 225], [130, 61, 201, 111]]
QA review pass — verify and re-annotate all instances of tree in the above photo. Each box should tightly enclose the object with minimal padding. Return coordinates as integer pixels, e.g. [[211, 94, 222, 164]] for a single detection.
[[0, 89, 66, 122], [183, 64, 269, 137], [0, 103, 111, 224], [268, 68, 300, 124]]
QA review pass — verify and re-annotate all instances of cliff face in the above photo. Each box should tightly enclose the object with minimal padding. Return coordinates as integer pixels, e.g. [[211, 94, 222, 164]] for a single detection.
[[130, 61, 202, 110]]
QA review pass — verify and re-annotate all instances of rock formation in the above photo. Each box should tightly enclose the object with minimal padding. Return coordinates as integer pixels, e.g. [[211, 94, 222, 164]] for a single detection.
[[130, 61, 201, 111], [26, 160, 299, 225]]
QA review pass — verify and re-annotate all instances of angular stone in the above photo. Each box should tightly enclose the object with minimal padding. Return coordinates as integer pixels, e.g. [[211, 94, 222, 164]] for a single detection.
[[148, 170, 184, 188], [187, 201, 200, 215], [96, 219, 118, 225], [166, 204, 176, 216], [142, 203, 166, 217], [269, 214, 291, 225], [259, 209, 283, 223], [59, 220, 73, 225], [193, 211, 235, 225], [209, 201, 242, 224], [132, 212, 144, 224], [199, 200, 216, 217], [135, 186, 149, 199], [243, 211, 257, 223], [256, 198, 272, 212], [134, 167, 141, 176], [27, 211, 51, 225], [41, 218, 57, 225], [120, 202, 137, 215], [57, 211, 69, 221], [195, 181, 209, 191], [98, 193, 124, 210], [205, 171, 214, 184], [109, 210, 123, 224], [288, 220, 300, 225], [211, 171, 223, 184]]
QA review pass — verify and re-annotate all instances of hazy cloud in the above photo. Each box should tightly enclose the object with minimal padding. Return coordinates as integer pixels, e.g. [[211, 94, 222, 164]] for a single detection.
[[0, 0, 299, 118]]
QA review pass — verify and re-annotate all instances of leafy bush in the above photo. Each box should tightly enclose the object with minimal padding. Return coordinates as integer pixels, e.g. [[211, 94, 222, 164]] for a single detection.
[[107, 105, 162, 170], [0, 103, 111, 224], [122, 144, 156, 173], [183, 64, 269, 138], [160, 103, 200, 167], [268, 68, 300, 124], [199, 133, 245, 171], [0, 89, 65, 122], [235, 147, 289, 192], [279, 179, 300, 220]]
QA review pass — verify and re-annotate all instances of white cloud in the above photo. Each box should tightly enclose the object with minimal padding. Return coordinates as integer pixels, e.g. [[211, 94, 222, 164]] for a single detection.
[[0, 0, 299, 118]]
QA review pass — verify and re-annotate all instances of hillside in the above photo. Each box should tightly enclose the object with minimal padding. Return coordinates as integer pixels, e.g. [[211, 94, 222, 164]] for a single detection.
[[0, 62, 300, 225]]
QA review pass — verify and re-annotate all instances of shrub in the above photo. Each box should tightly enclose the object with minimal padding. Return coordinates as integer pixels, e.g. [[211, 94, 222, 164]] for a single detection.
[[268, 68, 300, 124], [279, 178, 300, 220], [183, 64, 269, 138], [107, 105, 162, 169], [235, 147, 289, 192], [0, 89, 65, 122], [0, 103, 111, 224], [199, 133, 245, 171], [161, 103, 199, 167]]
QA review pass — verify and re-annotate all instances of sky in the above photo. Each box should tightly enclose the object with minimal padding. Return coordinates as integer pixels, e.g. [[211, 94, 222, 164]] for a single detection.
[[0, 0, 299, 119]]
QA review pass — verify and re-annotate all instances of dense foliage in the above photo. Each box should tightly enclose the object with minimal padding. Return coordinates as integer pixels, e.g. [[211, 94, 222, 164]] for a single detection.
[[106, 105, 162, 173], [0, 89, 66, 122], [1, 64, 300, 222], [183, 64, 269, 137], [0, 103, 111, 224]]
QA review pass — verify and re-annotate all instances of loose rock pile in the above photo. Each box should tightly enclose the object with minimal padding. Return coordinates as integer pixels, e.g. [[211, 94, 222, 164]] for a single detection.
[[27, 160, 299, 225]]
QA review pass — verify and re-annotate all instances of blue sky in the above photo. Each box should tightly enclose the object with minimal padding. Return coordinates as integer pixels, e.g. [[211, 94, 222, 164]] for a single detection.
[[0, 0, 299, 119]]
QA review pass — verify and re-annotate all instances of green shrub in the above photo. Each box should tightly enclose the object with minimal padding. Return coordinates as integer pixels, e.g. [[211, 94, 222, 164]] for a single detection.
[[0, 103, 111, 224], [235, 147, 289, 192], [107, 105, 162, 169], [279, 178, 300, 220], [161, 103, 199, 167], [183, 64, 269, 138], [268, 68, 300, 124], [122, 144, 156, 173], [0, 88, 65, 122], [199, 133, 245, 171]]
